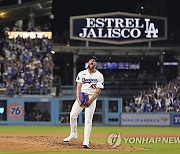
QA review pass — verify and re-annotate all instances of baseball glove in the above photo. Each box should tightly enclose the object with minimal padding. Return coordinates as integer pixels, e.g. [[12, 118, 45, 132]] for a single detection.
[[79, 92, 89, 104]]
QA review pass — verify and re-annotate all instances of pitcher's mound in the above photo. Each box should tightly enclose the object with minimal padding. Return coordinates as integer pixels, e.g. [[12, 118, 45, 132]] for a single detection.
[[0, 134, 147, 152]]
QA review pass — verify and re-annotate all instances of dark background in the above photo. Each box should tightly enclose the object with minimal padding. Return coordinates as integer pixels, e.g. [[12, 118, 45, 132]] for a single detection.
[[52, 0, 180, 35]]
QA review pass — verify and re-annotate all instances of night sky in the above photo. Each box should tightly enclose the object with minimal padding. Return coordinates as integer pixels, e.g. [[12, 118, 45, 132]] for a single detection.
[[52, 0, 180, 34]]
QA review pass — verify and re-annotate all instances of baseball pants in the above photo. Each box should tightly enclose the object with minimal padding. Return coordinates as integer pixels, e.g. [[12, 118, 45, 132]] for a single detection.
[[70, 97, 97, 145]]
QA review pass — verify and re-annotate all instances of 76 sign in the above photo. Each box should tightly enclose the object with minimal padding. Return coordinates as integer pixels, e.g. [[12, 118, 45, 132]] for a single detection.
[[7, 103, 24, 120]]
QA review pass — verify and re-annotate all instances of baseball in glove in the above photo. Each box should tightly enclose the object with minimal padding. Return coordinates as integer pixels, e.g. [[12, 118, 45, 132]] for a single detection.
[[79, 92, 89, 104]]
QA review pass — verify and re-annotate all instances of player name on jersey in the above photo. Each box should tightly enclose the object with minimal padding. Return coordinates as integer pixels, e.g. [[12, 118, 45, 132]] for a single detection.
[[70, 12, 167, 45]]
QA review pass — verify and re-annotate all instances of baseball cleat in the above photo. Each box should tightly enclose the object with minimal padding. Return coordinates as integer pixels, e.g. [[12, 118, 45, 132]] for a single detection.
[[83, 145, 90, 149], [63, 133, 77, 142]]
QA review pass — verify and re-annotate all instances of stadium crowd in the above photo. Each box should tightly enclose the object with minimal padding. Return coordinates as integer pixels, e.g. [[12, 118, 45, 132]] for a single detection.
[[124, 75, 180, 113], [0, 23, 54, 96]]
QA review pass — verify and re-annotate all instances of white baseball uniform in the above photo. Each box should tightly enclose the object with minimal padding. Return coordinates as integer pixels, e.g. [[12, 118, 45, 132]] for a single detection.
[[69, 69, 104, 146]]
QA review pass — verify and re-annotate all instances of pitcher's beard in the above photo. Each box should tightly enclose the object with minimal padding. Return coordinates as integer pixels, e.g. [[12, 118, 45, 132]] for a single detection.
[[88, 64, 96, 70]]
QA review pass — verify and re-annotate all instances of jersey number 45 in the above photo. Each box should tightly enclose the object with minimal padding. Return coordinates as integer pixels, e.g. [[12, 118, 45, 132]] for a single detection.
[[90, 84, 96, 89]]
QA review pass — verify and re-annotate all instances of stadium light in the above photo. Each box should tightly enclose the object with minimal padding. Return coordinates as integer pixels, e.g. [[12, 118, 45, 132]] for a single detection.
[[0, 12, 6, 18]]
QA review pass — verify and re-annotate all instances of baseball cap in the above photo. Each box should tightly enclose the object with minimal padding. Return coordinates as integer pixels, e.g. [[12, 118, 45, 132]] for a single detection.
[[88, 56, 98, 62]]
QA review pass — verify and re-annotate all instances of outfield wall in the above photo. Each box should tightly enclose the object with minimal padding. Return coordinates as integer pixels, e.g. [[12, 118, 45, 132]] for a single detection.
[[0, 96, 122, 125], [0, 96, 179, 126]]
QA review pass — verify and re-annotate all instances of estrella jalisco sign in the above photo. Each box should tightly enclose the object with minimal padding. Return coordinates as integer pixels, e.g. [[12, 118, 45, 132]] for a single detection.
[[70, 12, 167, 45]]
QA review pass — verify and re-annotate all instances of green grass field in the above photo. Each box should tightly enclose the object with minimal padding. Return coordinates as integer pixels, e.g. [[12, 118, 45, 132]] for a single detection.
[[0, 126, 180, 154]]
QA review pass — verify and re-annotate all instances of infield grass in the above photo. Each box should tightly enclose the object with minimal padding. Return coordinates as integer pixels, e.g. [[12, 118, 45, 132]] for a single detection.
[[0, 126, 180, 154]]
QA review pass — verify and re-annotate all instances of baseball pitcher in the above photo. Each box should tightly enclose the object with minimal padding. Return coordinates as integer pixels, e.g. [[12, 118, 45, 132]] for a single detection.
[[64, 56, 104, 148]]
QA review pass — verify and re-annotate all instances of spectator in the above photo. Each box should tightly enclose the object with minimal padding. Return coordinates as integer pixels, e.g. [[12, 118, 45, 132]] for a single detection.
[[43, 110, 51, 121], [144, 102, 152, 112], [129, 99, 136, 112]]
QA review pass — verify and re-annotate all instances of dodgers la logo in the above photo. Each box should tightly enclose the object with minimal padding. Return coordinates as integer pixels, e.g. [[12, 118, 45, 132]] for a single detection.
[[144, 19, 158, 38]]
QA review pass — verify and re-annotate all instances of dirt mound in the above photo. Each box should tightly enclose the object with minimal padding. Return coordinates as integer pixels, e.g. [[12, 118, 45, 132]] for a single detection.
[[0, 134, 147, 152]]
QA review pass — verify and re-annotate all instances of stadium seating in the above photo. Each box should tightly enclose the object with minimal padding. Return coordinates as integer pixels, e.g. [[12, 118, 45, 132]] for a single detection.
[[1, 26, 54, 96]]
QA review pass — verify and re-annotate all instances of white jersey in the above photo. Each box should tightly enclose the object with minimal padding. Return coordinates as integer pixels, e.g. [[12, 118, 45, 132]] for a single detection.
[[76, 69, 104, 95]]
